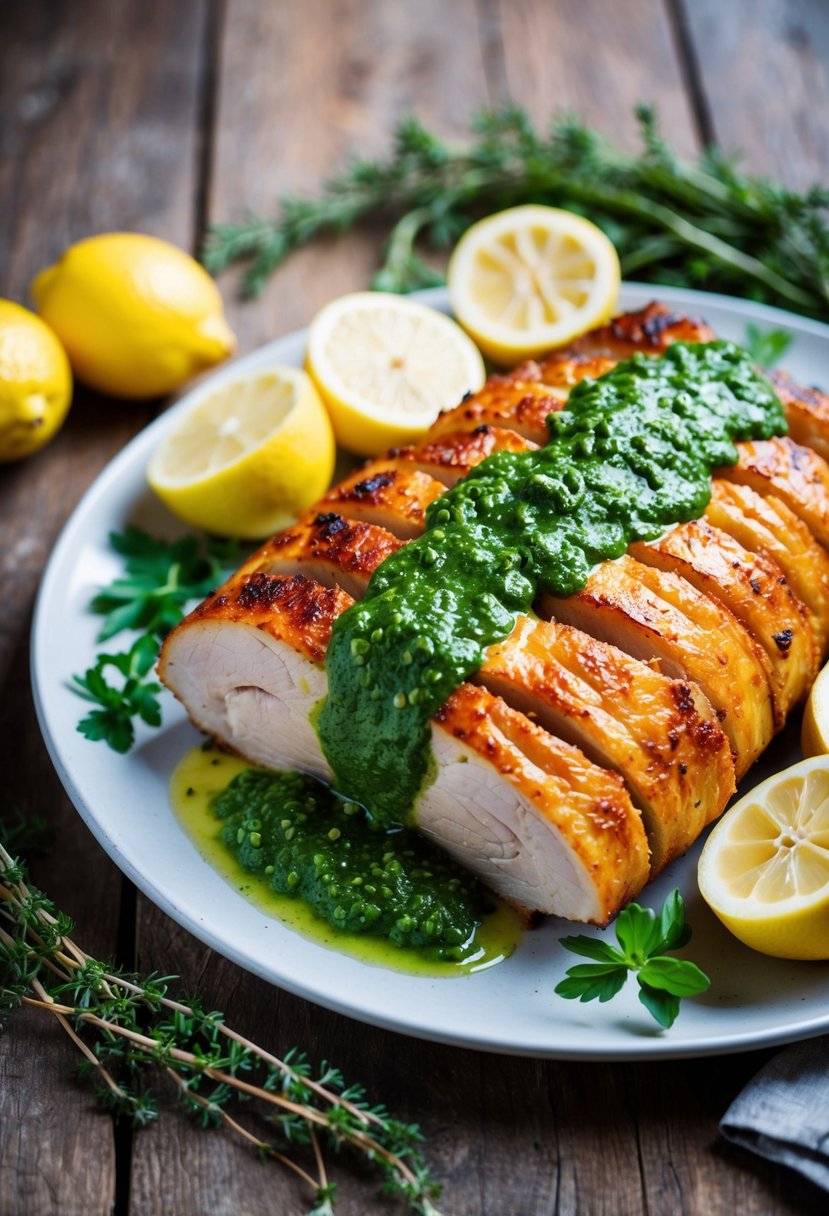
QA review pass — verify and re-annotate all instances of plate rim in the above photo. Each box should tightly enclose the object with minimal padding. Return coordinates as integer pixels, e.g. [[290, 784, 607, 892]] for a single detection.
[[31, 282, 829, 1060]]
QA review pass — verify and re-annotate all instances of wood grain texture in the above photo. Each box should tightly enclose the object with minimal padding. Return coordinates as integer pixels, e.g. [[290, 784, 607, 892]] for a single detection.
[[0, 2, 208, 1213], [494, 0, 699, 154], [206, 0, 491, 350], [679, 0, 829, 191]]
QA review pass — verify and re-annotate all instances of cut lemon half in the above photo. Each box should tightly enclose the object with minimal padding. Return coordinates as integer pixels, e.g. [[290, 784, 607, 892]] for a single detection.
[[305, 292, 486, 456], [147, 366, 335, 539], [697, 756, 829, 959], [447, 205, 621, 364], [801, 659, 829, 757]]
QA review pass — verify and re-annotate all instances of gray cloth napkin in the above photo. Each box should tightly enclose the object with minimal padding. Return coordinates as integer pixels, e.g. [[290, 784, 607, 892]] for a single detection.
[[721, 1037, 829, 1190]]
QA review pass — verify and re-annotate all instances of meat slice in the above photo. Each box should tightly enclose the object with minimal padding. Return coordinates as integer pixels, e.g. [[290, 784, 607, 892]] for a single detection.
[[705, 480, 829, 657], [770, 370, 829, 465], [476, 615, 735, 874], [423, 683, 649, 922], [158, 571, 349, 780], [315, 464, 444, 539], [630, 519, 817, 722], [719, 437, 829, 550], [430, 380, 564, 444], [160, 568, 649, 922], [259, 513, 402, 598], [539, 554, 775, 779], [387, 425, 535, 486]]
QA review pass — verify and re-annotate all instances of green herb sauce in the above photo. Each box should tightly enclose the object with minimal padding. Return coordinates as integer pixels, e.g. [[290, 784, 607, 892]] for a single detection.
[[317, 340, 786, 823], [171, 746, 521, 973], [214, 767, 498, 961]]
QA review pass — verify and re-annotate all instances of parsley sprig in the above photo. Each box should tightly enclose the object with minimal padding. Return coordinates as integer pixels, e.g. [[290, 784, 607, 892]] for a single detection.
[[555, 890, 710, 1029], [0, 844, 442, 1214], [743, 322, 794, 369], [204, 105, 829, 320], [70, 527, 242, 753]]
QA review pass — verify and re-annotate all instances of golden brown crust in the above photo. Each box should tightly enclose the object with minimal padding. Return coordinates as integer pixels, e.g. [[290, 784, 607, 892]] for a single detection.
[[540, 554, 776, 780], [630, 519, 818, 722], [388, 425, 535, 485], [720, 437, 829, 551], [316, 463, 445, 539], [706, 480, 829, 658], [433, 682, 650, 922], [477, 614, 735, 874], [164, 571, 352, 666], [429, 380, 564, 445], [770, 370, 829, 465]]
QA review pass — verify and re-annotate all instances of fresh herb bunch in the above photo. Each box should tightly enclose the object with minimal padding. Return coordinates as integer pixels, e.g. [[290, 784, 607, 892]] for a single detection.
[[204, 105, 829, 318], [0, 843, 442, 1216], [70, 527, 242, 752], [555, 890, 709, 1029]]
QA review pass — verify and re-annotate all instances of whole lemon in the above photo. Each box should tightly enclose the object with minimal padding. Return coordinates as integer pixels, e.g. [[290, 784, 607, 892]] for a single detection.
[[31, 233, 236, 399], [0, 300, 72, 462]]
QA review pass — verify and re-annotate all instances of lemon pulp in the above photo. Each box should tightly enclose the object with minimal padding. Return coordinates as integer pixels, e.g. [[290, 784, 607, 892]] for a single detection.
[[147, 366, 335, 538], [305, 292, 485, 456], [447, 205, 620, 364], [698, 756, 829, 959]]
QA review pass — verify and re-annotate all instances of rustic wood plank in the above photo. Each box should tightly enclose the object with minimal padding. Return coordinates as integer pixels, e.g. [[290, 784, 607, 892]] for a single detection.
[[205, 0, 490, 352], [679, 0, 829, 191], [0, 2, 208, 1213], [495, 0, 699, 155]]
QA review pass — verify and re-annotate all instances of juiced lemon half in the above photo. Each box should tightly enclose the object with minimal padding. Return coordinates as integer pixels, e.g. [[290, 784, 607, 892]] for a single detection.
[[147, 366, 335, 538], [697, 756, 829, 959], [447, 205, 620, 364]]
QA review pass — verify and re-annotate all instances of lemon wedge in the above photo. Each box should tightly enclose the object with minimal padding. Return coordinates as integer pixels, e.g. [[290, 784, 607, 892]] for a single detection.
[[305, 292, 486, 456], [697, 756, 829, 959], [447, 205, 621, 364], [147, 366, 335, 538], [0, 300, 72, 462], [801, 660, 829, 757], [32, 233, 235, 399]]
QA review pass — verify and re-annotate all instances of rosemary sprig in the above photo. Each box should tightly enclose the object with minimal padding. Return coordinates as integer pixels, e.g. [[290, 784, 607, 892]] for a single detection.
[[0, 843, 442, 1215], [204, 105, 829, 318], [69, 528, 243, 752]]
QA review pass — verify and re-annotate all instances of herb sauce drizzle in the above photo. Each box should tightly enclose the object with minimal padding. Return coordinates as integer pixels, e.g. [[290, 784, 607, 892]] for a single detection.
[[317, 341, 786, 822]]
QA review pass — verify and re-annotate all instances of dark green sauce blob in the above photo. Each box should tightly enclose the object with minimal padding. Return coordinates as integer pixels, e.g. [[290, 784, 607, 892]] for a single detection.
[[213, 768, 493, 960], [317, 340, 786, 823]]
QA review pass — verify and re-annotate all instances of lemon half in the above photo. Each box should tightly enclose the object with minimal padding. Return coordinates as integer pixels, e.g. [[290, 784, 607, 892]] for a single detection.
[[147, 366, 335, 538], [801, 659, 829, 757], [32, 233, 235, 399], [698, 756, 829, 959], [447, 205, 620, 364], [305, 292, 486, 456], [0, 300, 72, 462]]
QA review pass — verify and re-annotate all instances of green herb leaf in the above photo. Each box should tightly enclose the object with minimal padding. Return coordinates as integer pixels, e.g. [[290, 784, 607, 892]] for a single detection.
[[554, 963, 628, 1004], [637, 982, 681, 1030], [743, 322, 794, 368], [556, 934, 626, 964], [71, 528, 245, 753], [556, 888, 710, 1031], [638, 956, 711, 997]]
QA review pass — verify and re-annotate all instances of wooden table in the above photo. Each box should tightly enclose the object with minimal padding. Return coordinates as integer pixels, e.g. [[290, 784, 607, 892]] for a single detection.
[[2, 2, 828, 1212]]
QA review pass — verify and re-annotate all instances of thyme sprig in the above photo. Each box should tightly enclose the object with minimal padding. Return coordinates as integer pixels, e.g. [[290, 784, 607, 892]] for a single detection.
[[204, 105, 829, 318], [0, 843, 442, 1215]]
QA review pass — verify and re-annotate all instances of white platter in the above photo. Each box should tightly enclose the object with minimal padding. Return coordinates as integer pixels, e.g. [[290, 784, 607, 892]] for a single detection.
[[32, 283, 829, 1059]]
